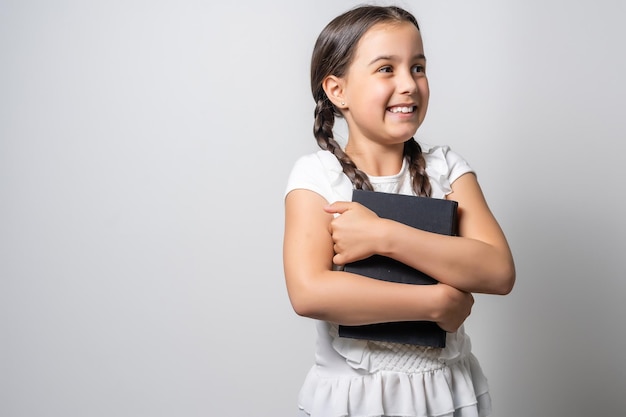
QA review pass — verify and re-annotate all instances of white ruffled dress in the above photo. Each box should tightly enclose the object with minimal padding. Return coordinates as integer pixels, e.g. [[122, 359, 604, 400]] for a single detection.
[[285, 144, 492, 417]]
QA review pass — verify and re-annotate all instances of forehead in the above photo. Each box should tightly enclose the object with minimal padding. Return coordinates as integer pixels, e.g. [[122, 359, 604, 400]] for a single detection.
[[354, 21, 424, 61]]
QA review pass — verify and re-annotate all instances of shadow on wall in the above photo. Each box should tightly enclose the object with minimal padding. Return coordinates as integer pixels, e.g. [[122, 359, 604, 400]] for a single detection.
[[498, 202, 626, 417]]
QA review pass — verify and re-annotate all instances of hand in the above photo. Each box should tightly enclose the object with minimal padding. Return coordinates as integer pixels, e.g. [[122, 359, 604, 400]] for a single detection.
[[433, 284, 474, 333], [324, 201, 383, 265]]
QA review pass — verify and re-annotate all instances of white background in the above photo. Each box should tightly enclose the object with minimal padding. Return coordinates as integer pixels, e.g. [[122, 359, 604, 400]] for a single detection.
[[2, 1, 625, 416]]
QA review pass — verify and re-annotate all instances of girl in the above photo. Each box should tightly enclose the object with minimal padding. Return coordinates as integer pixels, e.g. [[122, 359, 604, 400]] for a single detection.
[[283, 5, 515, 417]]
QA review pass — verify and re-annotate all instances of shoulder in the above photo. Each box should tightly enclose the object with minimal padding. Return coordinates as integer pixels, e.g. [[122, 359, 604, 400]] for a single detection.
[[290, 149, 340, 172], [419, 142, 475, 196], [284, 150, 352, 202], [286, 150, 341, 188]]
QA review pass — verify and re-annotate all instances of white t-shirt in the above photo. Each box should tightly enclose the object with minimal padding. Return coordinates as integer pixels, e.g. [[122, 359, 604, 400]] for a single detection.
[[285, 143, 492, 417]]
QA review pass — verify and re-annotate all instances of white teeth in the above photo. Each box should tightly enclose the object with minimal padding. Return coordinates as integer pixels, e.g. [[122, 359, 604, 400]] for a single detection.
[[390, 106, 415, 113]]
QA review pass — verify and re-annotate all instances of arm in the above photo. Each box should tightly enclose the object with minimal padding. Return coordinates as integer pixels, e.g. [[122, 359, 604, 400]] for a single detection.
[[326, 173, 515, 295], [283, 188, 473, 332]]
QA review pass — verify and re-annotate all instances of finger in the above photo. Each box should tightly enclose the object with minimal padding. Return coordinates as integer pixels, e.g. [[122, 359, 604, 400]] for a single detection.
[[323, 201, 352, 215]]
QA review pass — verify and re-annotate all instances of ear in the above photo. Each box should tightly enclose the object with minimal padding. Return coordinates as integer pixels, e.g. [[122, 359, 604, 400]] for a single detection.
[[322, 75, 346, 108]]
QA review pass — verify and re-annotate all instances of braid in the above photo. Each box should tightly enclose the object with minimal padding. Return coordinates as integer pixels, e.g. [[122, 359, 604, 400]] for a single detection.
[[404, 138, 432, 197], [313, 98, 373, 190]]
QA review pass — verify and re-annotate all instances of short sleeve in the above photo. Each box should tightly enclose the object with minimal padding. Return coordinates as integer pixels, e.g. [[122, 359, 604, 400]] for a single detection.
[[420, 143, 474, 198], [284, 150, 354, 203]]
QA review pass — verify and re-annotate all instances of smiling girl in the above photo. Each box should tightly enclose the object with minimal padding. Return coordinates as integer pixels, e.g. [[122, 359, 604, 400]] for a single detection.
[[283, 5, 515, 417]]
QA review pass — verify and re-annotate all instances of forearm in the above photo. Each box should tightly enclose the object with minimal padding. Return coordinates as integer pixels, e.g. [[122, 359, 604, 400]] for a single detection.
[[286, 268, 443, 326], [380, 218, 515, 294]]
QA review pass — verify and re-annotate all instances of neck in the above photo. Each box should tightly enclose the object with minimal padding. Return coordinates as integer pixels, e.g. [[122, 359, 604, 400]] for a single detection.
[[345, 142, 404, 177]]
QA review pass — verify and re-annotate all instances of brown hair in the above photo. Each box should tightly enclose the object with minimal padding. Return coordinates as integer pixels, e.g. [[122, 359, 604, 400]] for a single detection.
[[310, 5, 431, 196]]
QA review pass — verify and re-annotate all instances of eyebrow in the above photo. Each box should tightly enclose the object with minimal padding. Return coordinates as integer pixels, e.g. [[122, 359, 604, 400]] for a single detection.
[[368, 53, 427, 65]]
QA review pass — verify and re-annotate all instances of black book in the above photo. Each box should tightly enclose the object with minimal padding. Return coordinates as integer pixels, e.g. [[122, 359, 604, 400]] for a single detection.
[[338, 189, 459, 348]]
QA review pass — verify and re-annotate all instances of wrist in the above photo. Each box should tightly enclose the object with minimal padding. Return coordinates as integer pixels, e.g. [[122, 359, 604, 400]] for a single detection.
[[375, 218, 396, 257], [426, 284, 445, 322], [404, 282, 441, 322]]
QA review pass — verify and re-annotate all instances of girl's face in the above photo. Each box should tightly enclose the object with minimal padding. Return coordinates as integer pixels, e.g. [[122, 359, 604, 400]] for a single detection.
[[341, 21, 429, 147]]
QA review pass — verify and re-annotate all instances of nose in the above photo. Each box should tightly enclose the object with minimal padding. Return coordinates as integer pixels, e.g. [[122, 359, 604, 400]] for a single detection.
[[398, 69, 418, 95]]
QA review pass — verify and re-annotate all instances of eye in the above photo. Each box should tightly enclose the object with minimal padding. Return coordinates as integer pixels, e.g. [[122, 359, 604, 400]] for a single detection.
[[378, 66, 393, 73], [412, 64, 425, 74]]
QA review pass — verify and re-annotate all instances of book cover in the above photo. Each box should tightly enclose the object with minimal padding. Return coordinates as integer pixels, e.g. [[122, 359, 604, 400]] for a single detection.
[[338, 189, 459, 347]]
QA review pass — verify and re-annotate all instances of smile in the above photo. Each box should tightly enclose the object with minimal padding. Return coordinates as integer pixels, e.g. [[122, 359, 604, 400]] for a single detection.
[[388, 106, 416, 114]]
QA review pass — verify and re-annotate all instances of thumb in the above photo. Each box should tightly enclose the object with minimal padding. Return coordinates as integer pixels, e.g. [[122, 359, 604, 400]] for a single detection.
[[323, 201, 352, 215]]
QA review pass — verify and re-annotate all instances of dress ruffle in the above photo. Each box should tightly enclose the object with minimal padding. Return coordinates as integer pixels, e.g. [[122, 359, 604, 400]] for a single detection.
[[298, 353, 491, 417]]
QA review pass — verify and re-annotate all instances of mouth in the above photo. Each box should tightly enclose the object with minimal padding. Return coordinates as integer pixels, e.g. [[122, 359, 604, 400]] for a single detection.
[[388, 106, 416, 114]]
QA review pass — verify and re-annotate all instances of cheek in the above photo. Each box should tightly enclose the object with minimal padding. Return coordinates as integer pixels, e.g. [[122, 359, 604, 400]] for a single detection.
[[355, 85, 392, 114], [370, 85, 397, 112], [362, 82, 391, 100], [418, 81, 430, 122], [419, 79, 430, 101]]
